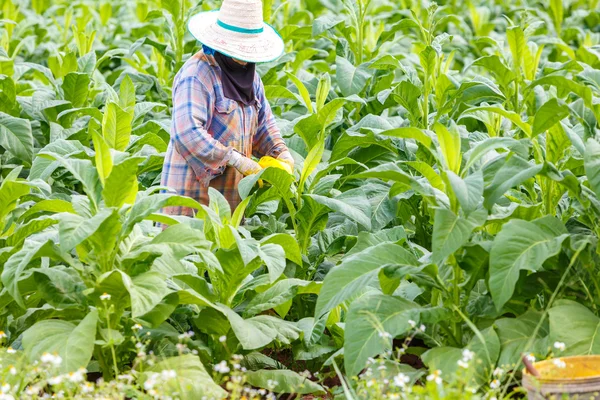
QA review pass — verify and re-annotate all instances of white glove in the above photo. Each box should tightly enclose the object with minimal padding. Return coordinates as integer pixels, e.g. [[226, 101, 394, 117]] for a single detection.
[[228, 151, 262, 176]]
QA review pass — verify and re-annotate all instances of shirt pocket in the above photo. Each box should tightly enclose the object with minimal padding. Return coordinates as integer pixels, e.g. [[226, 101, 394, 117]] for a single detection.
[[213, 98, 240, 149]]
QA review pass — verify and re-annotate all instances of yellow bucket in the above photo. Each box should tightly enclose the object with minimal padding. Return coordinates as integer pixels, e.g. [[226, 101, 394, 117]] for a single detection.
[[522, 356, 600, 399]]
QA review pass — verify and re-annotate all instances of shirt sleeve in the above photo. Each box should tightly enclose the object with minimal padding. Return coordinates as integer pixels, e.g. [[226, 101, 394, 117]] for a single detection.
[[252, 78, 288, 159], [172, 75, 233, 183]]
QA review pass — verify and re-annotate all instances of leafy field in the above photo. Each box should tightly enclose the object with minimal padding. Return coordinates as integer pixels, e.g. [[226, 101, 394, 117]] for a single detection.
[[0, 0, 600, 398]]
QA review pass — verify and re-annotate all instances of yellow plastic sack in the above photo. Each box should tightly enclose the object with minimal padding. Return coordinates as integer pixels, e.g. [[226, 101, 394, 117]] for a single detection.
[[258, 156, 293, 175]]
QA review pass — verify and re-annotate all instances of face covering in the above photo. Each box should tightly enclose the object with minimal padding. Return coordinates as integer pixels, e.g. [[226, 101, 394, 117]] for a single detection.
[[213, 51, 256, 106]]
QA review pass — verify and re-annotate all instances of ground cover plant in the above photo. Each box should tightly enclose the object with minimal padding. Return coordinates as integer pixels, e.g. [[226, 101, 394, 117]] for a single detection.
[[0, 0, 599, 398]]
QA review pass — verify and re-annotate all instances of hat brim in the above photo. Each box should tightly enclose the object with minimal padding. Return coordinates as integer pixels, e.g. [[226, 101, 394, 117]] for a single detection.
[[188, 11, 285, 63]]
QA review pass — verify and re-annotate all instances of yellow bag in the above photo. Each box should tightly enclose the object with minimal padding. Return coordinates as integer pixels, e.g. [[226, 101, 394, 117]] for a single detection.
[[258, 156, 293, 175]]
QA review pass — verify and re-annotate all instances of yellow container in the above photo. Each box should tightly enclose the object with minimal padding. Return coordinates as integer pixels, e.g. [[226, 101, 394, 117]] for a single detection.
[[522, 356, 600, 399], [258, 156, 293, 175]]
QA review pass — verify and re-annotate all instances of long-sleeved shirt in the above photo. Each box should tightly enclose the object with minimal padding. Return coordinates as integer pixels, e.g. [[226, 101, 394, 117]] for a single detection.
[[160, 48, 287, 218]]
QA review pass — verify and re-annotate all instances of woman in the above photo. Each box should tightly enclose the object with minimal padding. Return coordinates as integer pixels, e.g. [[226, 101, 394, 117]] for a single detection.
[[160, 0, 293, 218]]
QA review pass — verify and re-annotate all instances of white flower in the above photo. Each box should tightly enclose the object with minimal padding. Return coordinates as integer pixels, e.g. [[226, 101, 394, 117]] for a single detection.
[[117, 374, 134, 382], [366, 357, 376, 365], [457, 359, 469, 368], [8, 366, 16, 376], [378, 331, 392, 339], [467, 387, 477, 394], [0, 394, 14, 400], [48, 375, 63, 385], [266, 379, 278, 389], [553, 358, 566, 368], [213, 361, 230, 374], [6, 348, 15, 354], [99, 293, 111, 301], [144, 374, 158, 390], [462, 349, 475, 361], [191, 349, 198, 355], [408, 320, 417, 328], [0, 331, 6, 339], [25, 386, 38, 396], [258, 389, 266, 395], [0, 384, 9, 394], [80, 382, 94, 394], [393, 373, 410, 388], [554, 341, 566, 352], [490, 379, 500, 389], [377, 365, 387, 371], [176, 343, 186, 352], [526, 354, 536, 362], [493, 367, 504, 377], [490, 397, 498, 400], [426, 370, 442, 384], [233, 363, 241, 370], [67, 368, 86, 383], [366, 378, 376, 387], [132, 324, 143, 331], [161, 370, 177, 380], [419, 324, 426, 332], [218, 335, 227, 343], [300, 370, 311, 378], [41, 352, 63, 366], [178, 332, 194, 340]]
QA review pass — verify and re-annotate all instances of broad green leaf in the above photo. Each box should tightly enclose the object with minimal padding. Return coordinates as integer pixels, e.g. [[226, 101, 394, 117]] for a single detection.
[[245, 279, 320, 317], [532, 98, 570, 136], [103, 157, 142, 207], [0, 179, 31, 224], [472, 55, 515, 88], [483, 155, 543, 209], [584, 138, 600, 199], [208, 187, 231, 222], [38, 154, 102, 206], [102, 101, 133, 151], [461, 106, 532, 137], [489, 216, 568, 310], [527, 76, 593, 108], [91, 120, 112, 186], [379, 127, 432, 148], [336, 56, 371, 97], [315, 243, 419, 319], [62, 72, 90, 108], [0, 112, 33, 164], [246, 369, 325, 394], [306, 192, 371, 230], [23, 310, 98, 374], [1, 240, 60, 308], [118, 75, 136, 110], [344, 294, 421, 376], [299, 141, 324, 193], [422, 327, 500, 387], [57, 208, 113, 251], [434, 123, 462, 173], [447, 170, 484, 214], [6, 216, 58, 248], [330, 130, 397, 161], [261, 233, 302, 265], [495, 310, 548, 367], [143, 355, 226, 399], [285, 72, 313, 113], [405, 161, 444, 191], [219, 306, 301, 350], [549, 300, 600, 356], [463, 137, 524, 172], [33, 266, 86, 309], [95, 270, 172, 317], [507, 26, 525, 71], [431, 208, 487, 264]]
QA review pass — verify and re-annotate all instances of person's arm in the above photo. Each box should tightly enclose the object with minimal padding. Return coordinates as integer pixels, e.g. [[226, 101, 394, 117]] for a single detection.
[[252, 78, 289, 162], [172, 76, 260, 183], [172, 75, 232, 185]]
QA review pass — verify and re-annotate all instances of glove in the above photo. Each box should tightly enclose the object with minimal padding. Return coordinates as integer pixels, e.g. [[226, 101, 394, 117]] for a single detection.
[[227, 151, 262, 176], [277, 150, 294, 170]]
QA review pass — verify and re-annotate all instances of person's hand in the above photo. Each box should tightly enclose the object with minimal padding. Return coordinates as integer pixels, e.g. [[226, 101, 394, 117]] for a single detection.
[[228, 151, 262, 176], [277, 150, 294, 170]]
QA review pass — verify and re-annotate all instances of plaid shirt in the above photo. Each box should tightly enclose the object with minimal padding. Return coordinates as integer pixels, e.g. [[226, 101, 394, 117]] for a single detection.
[[160, 49, 287, 217]]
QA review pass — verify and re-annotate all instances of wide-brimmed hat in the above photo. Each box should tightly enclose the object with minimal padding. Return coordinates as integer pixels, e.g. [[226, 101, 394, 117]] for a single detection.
[[188, 0, 285, 63]]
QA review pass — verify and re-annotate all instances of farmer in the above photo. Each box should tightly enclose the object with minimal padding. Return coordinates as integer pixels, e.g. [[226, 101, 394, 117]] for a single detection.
[[160, 0, 293, 218]]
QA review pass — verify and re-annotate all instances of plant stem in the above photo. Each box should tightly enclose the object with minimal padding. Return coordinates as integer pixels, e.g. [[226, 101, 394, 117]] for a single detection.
[[105, 307, 119, 379]]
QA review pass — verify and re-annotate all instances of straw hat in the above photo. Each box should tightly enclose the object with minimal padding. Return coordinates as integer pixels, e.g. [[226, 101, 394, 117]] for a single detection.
[[188, 0, 285, 63]]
